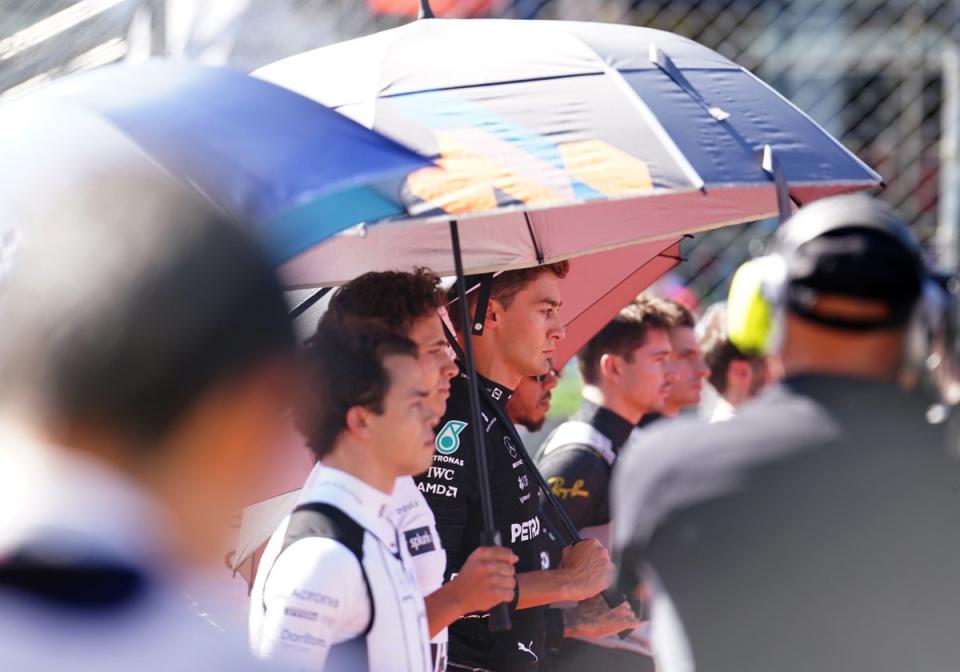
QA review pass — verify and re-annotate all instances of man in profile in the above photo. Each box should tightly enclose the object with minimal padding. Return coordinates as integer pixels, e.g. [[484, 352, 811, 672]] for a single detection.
[[319, 269, 519, 672], [638, 298, 709, 426], [533, 297, 674, 671], [700, 304, 774, 422], [508, 363, 560, 433], [420, 264, 637, 672], [0, 163, 295, 671], [614, 195, 960, 672], [250, 322, 439, 671]]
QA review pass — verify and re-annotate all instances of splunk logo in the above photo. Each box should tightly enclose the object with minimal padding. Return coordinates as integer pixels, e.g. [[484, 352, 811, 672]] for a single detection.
[[404, 526, 436, 556], [510, 516, 541, 543]]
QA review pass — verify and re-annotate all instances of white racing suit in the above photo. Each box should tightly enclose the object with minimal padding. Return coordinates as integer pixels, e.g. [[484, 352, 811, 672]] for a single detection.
[[250, 464, 432, 672]]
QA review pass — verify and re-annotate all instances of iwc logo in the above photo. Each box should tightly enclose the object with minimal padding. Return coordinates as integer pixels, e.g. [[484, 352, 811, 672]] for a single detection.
[[436, 420, 468, 455]]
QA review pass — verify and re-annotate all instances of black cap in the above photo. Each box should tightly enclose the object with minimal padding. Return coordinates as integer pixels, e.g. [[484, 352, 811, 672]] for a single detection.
[[777, 194, 925, 329]]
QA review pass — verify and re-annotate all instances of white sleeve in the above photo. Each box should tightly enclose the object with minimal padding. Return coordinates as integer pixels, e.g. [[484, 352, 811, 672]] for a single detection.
[[393, 477, 447, 596], [255, 537, 371, 671]]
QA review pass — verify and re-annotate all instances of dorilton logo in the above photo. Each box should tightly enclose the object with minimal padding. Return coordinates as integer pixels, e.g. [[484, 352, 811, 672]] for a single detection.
[[281, 629, 326, 647], [436, 420, 468, 454]]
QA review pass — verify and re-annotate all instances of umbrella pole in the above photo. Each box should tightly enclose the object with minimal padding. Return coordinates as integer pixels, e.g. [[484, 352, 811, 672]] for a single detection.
[[448, 220, 512, 633]]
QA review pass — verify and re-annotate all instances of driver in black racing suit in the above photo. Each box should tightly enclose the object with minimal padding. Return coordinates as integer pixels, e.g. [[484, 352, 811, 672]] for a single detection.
[[417, 263, 638, 672]]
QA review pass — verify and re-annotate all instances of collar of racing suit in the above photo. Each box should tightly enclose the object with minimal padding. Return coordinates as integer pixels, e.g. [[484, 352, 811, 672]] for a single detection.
[[298, 462, 401, 557], [474, 372, 513, 409], [573, 399, 636, 453]]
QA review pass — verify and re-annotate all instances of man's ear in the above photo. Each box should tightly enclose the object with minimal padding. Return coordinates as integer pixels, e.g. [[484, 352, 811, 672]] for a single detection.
[[599, 353, 620, 382], [344, 406, 371, 440], [484, 298, 504, 331]]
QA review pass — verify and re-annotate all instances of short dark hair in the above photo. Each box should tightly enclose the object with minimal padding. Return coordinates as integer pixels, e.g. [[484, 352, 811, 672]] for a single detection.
[[448, 261, 570, 333], [0, 167, 294, 448], [297, 321, 418, 459], [659, 298, 697, 330], [326, 268, 445, 336], [702, 335, 756, 393], [578, 295, 673, 385]]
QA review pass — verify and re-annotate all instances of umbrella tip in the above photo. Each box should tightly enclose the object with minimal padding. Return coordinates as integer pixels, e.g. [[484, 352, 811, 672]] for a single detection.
[[418, 0, 435, 18]]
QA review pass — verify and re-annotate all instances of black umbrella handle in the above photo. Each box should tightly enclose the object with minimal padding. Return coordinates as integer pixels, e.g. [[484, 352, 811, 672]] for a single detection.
[[449, 220, 511, 633], [480, 529, 513, 633]]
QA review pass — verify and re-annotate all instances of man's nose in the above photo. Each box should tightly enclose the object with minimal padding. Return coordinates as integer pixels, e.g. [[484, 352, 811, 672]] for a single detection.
[[441, 351, 457, 379], [549, 315, 565, 341]]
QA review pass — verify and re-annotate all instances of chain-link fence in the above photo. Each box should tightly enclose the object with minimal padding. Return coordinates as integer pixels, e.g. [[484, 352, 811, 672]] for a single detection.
[[4, 0, 959, 302]]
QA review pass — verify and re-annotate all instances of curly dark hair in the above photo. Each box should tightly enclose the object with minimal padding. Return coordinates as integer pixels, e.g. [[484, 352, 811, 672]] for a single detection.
[[448, 261, 570, 333], [323, 268, 445, 336], [578, 295, 674, 385], [297, 320, 418, 459]]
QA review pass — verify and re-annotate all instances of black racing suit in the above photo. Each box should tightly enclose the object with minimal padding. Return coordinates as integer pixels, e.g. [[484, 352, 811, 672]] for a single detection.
[[416, 371, 562, 672], [534, 400, 654, 672], [535, 400, 635, 545]]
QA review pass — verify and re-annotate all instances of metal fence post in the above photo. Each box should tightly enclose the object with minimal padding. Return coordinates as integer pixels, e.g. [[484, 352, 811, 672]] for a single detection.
[[938, 41, 960, 271]]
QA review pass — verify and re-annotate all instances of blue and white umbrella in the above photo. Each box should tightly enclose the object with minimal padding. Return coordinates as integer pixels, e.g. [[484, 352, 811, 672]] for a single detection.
[[257, 18, 881, 286], [0, 60, 432, 264]]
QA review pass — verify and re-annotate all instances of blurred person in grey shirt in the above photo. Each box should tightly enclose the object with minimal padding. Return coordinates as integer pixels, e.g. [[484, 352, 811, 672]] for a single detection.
[[613, 194, 960, 672], [0, 154, 296, 670]]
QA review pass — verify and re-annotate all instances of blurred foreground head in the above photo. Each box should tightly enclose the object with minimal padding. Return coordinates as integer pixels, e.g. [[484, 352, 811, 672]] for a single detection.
[[728, 194, 926, 382], [0, 160, 296, 565]]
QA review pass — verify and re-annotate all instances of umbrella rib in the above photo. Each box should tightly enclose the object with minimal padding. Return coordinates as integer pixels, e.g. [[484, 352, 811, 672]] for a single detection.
[[289, 287, 331, 319], [523, 211, 545, 265], [575, 42, 705, 191]]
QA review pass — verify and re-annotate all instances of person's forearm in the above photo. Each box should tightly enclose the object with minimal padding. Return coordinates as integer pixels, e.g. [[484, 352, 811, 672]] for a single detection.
[[516, 569, 575, 610], [424, 583, 464, 638]]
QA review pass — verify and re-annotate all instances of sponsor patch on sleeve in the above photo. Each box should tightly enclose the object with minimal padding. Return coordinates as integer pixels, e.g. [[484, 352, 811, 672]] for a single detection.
[[404, 526, 437, 556], [548, 476, 590, 500]]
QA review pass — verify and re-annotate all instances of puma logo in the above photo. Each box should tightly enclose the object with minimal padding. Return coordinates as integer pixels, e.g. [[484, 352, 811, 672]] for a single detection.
[[517, 641, 539, 662]]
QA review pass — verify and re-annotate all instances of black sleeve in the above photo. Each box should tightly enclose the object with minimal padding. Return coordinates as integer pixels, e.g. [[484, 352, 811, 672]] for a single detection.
[[415, 411, 479, 578], [535, 446, 611, 530], [544, 608, 565, 650]]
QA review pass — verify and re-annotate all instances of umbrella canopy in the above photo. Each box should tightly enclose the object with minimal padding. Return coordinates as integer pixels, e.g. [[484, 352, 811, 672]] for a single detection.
[[552, 238, 682, 368], [256, 18, 881, 287], [0, 60, 431, 264]]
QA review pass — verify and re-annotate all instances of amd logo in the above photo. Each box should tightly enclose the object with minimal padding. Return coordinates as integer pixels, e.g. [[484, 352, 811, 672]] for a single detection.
[[420, 482, 459, 498]]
